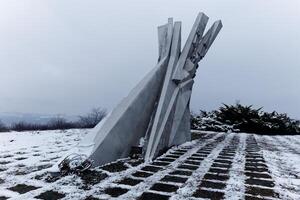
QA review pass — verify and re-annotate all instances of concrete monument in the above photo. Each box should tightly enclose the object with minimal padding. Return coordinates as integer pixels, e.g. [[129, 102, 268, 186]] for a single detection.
[[58, 12, 222, 171]]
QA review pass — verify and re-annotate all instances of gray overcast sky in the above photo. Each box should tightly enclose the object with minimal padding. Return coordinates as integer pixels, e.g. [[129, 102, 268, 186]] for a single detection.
[[0, 0, 299, 118]]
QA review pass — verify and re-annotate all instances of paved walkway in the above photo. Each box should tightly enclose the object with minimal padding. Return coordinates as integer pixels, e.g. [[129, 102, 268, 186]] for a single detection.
[[0, 130, 299, 199]]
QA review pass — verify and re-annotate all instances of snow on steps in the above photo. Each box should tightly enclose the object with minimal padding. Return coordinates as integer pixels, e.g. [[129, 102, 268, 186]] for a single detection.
[[0, 129, 299, 199]]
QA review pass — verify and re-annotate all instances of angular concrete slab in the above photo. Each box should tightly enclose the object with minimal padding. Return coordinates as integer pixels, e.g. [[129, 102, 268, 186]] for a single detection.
[[145, 21, 182, 160], [172, 12, 209, 83], [88, 19, 173, 166], [57, 13, 222, 170]]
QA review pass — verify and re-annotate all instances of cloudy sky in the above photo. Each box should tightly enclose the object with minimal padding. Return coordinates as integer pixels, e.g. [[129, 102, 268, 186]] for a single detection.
[[0, 0, 299, 118]]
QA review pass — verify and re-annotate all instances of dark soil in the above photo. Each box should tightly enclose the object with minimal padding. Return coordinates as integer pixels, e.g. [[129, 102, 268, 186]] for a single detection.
[[80, 170, 108, 189], [170, 170, 193, 176], [245, 172, 272, 179], [150, 183, 179, 192], [184, 160, 201, 166], [203, 173, 229, 181], [100, 161, 128, 173], [208, 167, 230, 174], [117, 177, 143, 186], [161, 175, 188, 183], [193, 188, 224, 199], [8, 184, 40, 194], [138, 192, 170, 200], [132, 171, 153, 178], [140, 165, 162, 173], [177, 164, 198, 171], [246, 186, 278, 197], [157, 157, 176, 162], [104, 187, 128, 197], [152, 161, 170, 166], [199, 180, 226, 190], [35, 191, 65, 200], [245, 178, 275, 187]]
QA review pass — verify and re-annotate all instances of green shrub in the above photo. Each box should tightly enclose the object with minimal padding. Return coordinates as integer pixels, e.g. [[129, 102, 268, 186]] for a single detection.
[[191, 103, 300, 135]]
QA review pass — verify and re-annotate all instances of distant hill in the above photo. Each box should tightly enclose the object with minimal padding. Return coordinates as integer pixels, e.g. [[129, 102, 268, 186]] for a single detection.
[[0, 112, 78, 126]]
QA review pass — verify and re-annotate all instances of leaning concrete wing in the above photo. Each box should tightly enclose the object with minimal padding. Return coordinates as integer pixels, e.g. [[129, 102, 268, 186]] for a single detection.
[[58, 12, 222, 169], [88, 19, 173, 166], [172, 13, 209, 83], [144, 21, 182, 160]]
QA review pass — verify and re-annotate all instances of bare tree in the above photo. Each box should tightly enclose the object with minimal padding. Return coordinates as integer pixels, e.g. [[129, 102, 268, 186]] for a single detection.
[[48, 116, 74, 130], [11, 121, 35, 131], [6, 108, 107, 132], [0, 120, 8, 132], [78, 107, 107, 128]]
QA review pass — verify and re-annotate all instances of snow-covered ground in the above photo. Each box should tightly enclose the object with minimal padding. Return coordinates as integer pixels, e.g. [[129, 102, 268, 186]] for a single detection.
[[0, 129, 299, 200], [257, 135, 300, 200]]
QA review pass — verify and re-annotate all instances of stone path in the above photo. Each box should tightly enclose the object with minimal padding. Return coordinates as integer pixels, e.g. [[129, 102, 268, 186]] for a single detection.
[[0, 130, 299, 199]]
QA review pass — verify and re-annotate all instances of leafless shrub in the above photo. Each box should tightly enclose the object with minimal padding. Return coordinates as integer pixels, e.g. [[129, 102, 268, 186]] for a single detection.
[[8, 107, 107, 132], [77, 108, 107, 128], [47, 116, 76, 130], [11, 121, 47, 131], [0, 120, 8, 132]]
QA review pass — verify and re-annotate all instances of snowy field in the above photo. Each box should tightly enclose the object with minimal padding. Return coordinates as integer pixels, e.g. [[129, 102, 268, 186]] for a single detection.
[[0, 129, 299, 200]]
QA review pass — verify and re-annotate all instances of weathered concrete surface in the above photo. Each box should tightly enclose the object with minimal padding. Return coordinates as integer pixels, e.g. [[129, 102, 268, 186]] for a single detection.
[[89, 59, 168, 166], [183, 20, 223, 81], [145, 14, 222, 160], [58, 12, 222, 168], [169, 80, 194, 146], [145, 21, 182, 160], [172, 13, 208, 83], [88, 19, 173, 166], [158, 18, 173, 61]]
